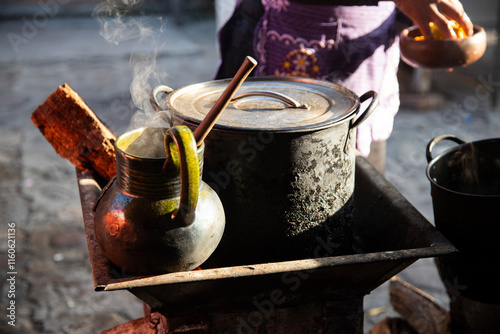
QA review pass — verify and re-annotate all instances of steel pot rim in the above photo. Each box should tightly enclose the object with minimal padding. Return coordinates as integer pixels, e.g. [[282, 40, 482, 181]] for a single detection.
[[425, 134, 500, 198], [151, 77, 378, 134]]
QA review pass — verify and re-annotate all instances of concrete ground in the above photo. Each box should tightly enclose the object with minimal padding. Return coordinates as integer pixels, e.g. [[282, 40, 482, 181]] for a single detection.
[[0, 2, 499, 333]]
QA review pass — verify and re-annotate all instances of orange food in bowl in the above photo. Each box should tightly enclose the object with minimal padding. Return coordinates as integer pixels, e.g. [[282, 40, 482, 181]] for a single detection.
[[400, 24, 486, 68], [414, 21, 467, 40]]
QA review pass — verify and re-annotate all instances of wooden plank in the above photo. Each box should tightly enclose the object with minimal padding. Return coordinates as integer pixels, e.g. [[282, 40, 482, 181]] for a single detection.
[[100, 313, 163, 334], [369, 317, 417, 334], [31, 83, 116, 181], [389, 276, 450, 334]]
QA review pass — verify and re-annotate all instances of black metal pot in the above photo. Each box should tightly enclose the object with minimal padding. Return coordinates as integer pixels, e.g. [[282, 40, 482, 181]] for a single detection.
[[151, 77, 378, 267], [426, 134, 500, 304]]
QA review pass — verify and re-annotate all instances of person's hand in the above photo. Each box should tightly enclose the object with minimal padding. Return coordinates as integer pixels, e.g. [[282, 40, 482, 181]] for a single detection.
[[394, 0, 474, 39]]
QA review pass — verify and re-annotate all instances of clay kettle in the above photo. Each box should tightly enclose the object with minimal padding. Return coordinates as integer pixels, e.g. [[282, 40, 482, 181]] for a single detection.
[[94, 126, 225, 275]]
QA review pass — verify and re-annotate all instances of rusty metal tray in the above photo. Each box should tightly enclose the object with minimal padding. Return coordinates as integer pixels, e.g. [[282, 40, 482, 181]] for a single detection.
[[77, 156, 456, 317]]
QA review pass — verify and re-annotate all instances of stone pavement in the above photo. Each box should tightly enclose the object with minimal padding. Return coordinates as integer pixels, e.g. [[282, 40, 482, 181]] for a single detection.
[[0, 12, 219, 334], [0, 3, 499, 333]]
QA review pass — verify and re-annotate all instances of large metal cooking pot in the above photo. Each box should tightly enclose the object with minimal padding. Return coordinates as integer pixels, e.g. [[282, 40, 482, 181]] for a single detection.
[[151, 77, 378, 267], [426, 134, 500, 304]]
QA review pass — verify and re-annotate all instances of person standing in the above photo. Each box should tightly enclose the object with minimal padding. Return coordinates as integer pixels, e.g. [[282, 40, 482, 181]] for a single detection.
[[216, 0, 473, 173]]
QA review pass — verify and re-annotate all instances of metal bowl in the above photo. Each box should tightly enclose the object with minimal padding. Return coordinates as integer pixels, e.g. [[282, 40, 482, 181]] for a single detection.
[[399, 25, 487, 68]]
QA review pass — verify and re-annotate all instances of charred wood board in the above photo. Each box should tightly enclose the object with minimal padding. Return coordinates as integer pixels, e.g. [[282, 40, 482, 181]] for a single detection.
[[31, 83, 116, 182]]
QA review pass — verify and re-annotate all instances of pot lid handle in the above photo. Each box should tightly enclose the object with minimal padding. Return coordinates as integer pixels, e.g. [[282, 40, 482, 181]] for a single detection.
[[232, 90, 310, 109]]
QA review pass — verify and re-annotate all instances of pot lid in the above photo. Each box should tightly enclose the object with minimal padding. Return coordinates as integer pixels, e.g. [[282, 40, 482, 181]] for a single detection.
[[166, 77, 360, 132]]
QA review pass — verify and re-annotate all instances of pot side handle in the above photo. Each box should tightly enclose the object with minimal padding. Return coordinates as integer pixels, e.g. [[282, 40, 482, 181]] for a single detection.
[[426, 134, 466, 162], [349, 91, 379, 130], [150, 85, 174, 112]]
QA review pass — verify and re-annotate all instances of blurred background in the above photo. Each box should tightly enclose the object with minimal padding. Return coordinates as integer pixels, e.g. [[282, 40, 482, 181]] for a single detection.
[[0, 0, 498, 333]]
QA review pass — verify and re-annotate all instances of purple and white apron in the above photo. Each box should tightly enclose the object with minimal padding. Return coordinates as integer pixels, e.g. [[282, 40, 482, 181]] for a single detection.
[[253, 0, 400, 157]]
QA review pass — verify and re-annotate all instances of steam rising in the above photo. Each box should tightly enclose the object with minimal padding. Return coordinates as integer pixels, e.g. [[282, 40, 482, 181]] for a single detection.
[[94, 0, 147, 45], [453, 146, 479, 185], [442, 143, 500, 195], [124, 127, 167, 158], [93, 0, 170, 130]]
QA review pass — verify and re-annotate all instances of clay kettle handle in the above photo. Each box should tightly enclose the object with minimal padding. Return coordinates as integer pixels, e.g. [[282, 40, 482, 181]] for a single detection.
[[164, 126, 200, 226]]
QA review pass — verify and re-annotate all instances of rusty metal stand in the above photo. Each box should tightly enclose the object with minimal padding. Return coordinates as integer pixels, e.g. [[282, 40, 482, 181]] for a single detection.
[[77, 157, 456, 334], [100, 299, 364, 333]]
